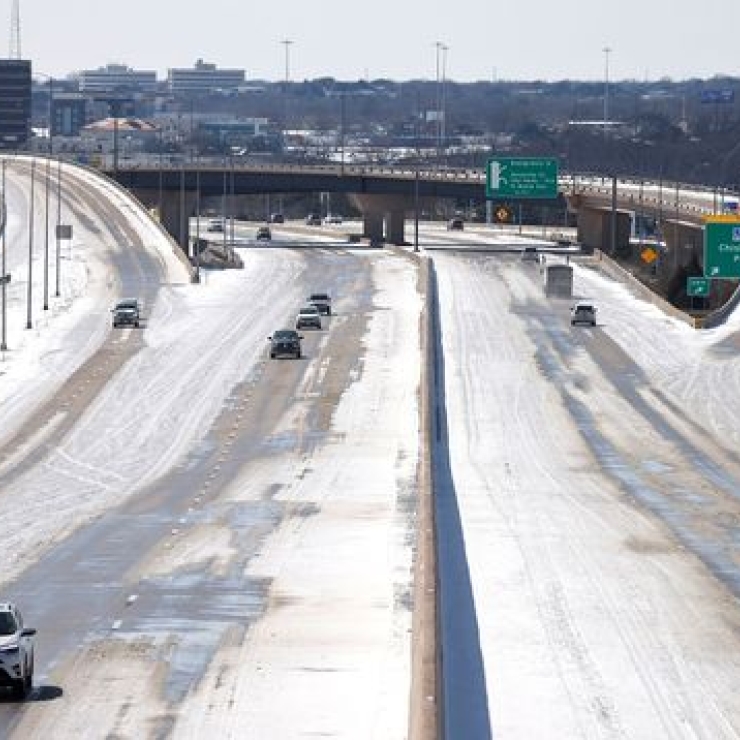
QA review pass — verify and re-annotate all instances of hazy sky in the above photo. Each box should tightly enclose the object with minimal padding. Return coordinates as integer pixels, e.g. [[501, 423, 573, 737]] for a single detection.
[[11, 0, 740, 83]]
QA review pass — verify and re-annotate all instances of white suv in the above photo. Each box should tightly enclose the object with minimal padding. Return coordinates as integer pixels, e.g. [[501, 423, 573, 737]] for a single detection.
[[0, 603, 36, 700], [295, 305, 322, 330]]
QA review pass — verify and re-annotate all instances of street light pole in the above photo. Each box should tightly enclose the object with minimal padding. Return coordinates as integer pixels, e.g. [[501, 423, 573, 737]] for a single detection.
[[1, 159, 7, 351], [441, 44, 449, 163], [55, 156, 62, 297], [603, 46, 611, 139], [43, 156, 50, 309], [281, 39, 293, 84], [26, 160, 35, 329]]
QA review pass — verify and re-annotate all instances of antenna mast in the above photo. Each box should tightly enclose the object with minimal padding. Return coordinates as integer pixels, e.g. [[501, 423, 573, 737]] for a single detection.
[[9, 0, 21, 59]]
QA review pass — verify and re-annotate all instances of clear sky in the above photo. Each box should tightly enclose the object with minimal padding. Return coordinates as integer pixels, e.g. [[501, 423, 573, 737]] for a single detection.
[[10, 0, 740, 83]]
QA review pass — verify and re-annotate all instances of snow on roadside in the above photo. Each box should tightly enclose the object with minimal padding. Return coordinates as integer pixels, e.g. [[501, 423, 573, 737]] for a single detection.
[[170, 252, 421, 739]]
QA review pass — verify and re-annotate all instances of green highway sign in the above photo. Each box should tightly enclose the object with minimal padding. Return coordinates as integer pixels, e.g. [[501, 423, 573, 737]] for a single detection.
[[687, 276, 710, 297], [704, 219, 740, 278], [486, 157, 559, 199]]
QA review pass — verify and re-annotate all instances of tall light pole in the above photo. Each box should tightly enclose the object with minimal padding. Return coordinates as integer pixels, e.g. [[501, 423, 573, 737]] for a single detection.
[[281, 39, 293, 156], [1, 159, 7, 351], [603, 46, 611, 139], [55, 156, 62, 297], [434, 41, 444, 161], [441, 44, 449, 161], [43, 156, 50, 310], [281, 39, 293, 84], [26, 160, 35, 329]]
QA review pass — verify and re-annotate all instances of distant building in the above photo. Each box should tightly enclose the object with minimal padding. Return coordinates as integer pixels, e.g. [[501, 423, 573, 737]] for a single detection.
[[51, 93, 87, 137], [167, 59, 245, 96], [78, 64, 157, 94], [80, 117, 157, 156], [0, 59, 31, 149]]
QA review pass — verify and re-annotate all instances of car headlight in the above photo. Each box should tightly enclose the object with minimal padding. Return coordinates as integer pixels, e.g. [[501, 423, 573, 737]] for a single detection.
[[0, 644, 20, 654]]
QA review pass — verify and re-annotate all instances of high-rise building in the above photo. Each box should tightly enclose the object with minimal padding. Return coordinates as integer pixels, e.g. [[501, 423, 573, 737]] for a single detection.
[[0, 59, 31, 149]]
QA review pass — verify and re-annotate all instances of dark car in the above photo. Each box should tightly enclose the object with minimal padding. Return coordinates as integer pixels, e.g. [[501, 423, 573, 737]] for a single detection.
[[270, 213, 285, 224], [570, 302, 597, 326], [112, 298, 141, 328], [447, 217, 464, 231], [256, 226, 272, 241], [308, 292, 331, 316], [305, 214, 322, 226], [268, 329, 303, 359]]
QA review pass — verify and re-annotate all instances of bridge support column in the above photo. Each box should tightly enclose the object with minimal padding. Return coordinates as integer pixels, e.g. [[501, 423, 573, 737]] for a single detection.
[[385, 210, 406, 246], [575, 206, 631, 255], [350, 193, 414, 245], [363, 210, 385, 243], [159, 189, 198, 254]]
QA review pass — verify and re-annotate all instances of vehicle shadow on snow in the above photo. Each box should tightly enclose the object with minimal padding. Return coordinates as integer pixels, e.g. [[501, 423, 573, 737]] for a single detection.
[[429, 262, 492, 740], [0, 685, 63, 703]]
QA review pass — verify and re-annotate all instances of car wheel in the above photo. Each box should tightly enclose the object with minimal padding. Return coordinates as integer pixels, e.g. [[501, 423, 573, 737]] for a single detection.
[[12, 678, 27, 701], [270, 353, 276, 359]]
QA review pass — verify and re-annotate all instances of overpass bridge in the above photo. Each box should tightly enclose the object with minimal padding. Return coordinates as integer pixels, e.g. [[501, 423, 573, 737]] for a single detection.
[[108, 161, 738, 306]]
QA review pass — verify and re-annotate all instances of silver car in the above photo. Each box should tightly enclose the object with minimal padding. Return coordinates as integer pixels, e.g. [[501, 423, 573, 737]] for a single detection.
[[0, 603, 36, 700], [295, 305, 322, 330]]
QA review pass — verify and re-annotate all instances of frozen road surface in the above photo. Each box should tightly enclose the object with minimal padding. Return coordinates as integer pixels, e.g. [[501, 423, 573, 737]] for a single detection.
[[4, 161, 740, 740]]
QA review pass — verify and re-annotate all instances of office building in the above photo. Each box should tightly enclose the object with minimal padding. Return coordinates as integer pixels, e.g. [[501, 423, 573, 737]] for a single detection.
[[0, 59, 31, 149]]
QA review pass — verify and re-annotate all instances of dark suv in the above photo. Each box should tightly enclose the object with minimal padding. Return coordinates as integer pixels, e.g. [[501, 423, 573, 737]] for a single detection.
[[112, 298, 141, 328], [268, 329, 303, 359]]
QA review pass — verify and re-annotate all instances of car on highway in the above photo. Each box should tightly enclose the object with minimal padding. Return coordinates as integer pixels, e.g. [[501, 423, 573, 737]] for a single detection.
[[570, 302, 597, 326], [111, 298, 141, 328], [305, 214, 322, 226], [296, 305, 322, 330], [206, 218, 225, 233], [447, 217, 464, 231], [0, 603, 36, 700], [324, 214, 343, 225], [270, 213, 285, 224], [520, 246, 539, 262], [256, 226, 272, 241], [268, 329, 303, 359], [308, 292, 332, 316]]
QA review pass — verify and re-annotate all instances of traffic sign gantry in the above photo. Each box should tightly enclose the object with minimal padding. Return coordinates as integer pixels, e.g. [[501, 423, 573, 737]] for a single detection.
[[704, 216, 740, 279], [486, 157, 559, 199]]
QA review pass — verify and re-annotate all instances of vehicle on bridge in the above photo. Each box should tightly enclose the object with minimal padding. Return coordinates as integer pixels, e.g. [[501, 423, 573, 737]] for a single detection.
[[256, 226, 272, 241], [305, 214, 322, 226], [447, 217, 464, 231]]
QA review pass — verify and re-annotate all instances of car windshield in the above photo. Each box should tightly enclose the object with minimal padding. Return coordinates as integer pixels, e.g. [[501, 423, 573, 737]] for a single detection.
[[0, 612, 18, 635], [300, 307, 318, 314], [274, 331, 297, 341], [576, 305, 593, 312], [309, 294, 329, 301]]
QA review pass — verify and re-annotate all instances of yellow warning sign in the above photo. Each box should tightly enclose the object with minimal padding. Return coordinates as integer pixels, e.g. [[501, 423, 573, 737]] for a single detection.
[[641, 246, 658, 264]]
